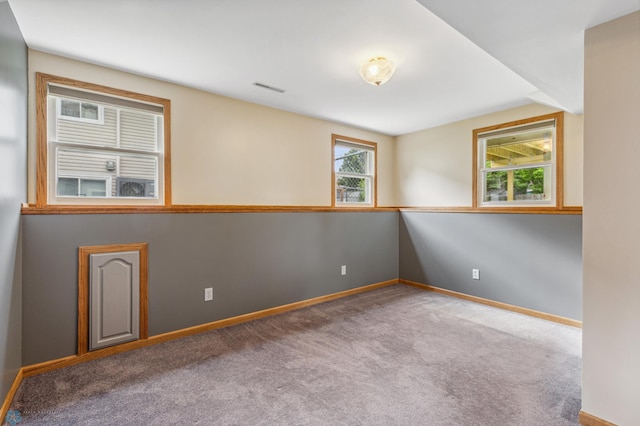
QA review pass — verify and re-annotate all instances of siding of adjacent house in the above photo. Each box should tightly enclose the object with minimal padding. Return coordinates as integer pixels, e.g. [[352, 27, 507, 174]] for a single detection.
[[54, 101, 159, 196], [120, 109, 157, 152], [57, 106, 117, 147]]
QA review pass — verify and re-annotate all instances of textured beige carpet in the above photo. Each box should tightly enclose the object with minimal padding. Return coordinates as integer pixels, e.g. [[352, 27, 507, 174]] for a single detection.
[[10, 284, 581, 425]]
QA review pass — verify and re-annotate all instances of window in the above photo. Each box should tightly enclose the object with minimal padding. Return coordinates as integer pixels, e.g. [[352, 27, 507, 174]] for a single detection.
[[58, 177, 109, 197], [58, 99, 104, 124], [473, 112, 563, 208], [36, 73, 171, 206], [332, 135, 376, 207]]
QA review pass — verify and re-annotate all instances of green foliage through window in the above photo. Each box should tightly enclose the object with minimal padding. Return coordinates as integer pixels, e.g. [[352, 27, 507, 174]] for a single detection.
[[484, 167, 546, 202], [513, 168, 544, 195]]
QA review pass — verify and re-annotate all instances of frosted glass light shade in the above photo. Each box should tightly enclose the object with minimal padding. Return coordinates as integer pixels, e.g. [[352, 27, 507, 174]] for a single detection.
[[359, 57, 396, 86]]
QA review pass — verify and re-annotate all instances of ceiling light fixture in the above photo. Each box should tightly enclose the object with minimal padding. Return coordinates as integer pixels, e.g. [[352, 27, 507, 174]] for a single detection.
[[359, 57, 396, 86]]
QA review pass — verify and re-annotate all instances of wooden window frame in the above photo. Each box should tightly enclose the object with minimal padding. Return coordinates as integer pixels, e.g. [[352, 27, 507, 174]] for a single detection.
[[332, 134, 378, 208], [472, 112, 564, 211], [36, 72, 172, 208]]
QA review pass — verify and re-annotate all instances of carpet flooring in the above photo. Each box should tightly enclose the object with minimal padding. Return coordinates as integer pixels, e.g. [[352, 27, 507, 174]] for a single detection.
[[9, 284, 582, 425]]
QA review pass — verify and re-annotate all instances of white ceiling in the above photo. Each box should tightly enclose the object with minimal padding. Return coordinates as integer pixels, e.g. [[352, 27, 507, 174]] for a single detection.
[[7, 0, 640, 136]]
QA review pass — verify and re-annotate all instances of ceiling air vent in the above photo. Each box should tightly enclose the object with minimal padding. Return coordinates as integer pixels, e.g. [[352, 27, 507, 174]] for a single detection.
[[252, 82, 286, 93]]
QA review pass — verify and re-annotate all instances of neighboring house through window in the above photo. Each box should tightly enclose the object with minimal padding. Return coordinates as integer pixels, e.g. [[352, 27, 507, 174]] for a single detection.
[[332, 134, 377, 207], [57, 177, 109, 197], [36, 73, 171, 206], [473, 112, 563, 208], [58, 99, 104, 124]]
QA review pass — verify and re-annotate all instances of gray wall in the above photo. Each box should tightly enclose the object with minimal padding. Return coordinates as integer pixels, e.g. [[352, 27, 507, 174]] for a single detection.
[[400, 212, 582, 320], [22, 212, 399, 364], [0, 1, 27, 405]]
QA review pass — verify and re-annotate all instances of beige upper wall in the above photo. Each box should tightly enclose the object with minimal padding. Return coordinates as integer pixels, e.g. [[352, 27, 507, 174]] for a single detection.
[[28, 50, 584, 209], [583, 11, 640, 425], [27, 50, 396, 206], [395, 104, 584, 207]]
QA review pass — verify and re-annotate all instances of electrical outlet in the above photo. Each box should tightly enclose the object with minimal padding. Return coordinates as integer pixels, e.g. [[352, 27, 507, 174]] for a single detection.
[[341, 265, 347, 276], [204, 287, 213, 301], [472, 269, 480, 280]]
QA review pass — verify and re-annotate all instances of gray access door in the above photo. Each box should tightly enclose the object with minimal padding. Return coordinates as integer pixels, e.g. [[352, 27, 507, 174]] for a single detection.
[[90, 251, 140, 351]]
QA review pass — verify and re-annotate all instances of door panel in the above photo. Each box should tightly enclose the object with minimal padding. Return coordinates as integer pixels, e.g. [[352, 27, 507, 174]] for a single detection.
[[89, 251, 140, 350]]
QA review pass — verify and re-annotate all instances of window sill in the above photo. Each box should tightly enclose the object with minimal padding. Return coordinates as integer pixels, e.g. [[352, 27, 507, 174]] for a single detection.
[[21, 204, 399, 215], [398, 206, 582, 215], [21, 204, 582, 215], [334, 204, 375, 209]]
